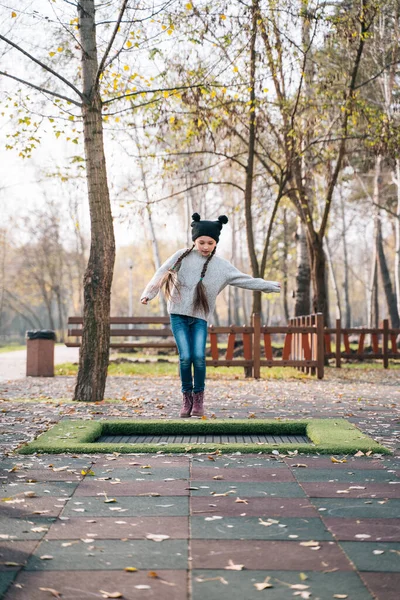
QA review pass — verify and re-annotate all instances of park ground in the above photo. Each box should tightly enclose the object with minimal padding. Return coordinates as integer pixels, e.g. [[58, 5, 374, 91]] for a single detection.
[[0, 352, 399, 600]]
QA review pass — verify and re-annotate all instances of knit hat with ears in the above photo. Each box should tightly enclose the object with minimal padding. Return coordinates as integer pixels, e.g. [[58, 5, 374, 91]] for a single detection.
[[191, 213, 228, 244]]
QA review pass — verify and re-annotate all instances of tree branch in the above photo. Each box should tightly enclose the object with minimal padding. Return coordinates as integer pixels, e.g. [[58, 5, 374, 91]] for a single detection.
[[0, 71, 82, 107], [135, 181, 245, 205], [95, 0, 129, 87], [0, 34, 83, 100]]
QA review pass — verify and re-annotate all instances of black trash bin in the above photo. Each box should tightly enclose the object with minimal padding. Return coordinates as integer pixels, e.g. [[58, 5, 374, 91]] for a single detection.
[[26, 330, 56, 377]]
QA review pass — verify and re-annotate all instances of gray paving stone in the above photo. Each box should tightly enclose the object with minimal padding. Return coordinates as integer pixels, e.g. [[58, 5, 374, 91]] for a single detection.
[[191, 516, 333, 541], [26, 539, 188, 571], [192, 570, 373, 600], [294, 468, 399, 482], [0, 517, 56, 541], [340, 541, 400, 572], [0, 571, 17, 598], [1, 482, 78, 498]]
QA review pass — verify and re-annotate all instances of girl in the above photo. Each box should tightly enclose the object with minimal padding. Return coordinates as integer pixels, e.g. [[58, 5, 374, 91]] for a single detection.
[[140, 213, 280, 417]]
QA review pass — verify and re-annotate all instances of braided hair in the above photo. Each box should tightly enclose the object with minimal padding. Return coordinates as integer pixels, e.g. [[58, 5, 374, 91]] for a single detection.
[[193, 247, 216, 314], [160, 245, 216, 314], [159, 245, 194, 302]]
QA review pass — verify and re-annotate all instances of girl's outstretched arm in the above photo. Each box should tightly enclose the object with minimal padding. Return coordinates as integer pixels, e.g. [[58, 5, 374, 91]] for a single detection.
[[140, 249, 184, 303], [225, 263, 281, 294]]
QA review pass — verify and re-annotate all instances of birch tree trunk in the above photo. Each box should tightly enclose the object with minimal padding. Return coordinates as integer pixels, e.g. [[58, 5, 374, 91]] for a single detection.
[[340, 193, 351, 327], [74, 0, 116, 401], [294, 220, 311, 316], [377, 219, 400, 327], [395, 159, 400, 317]]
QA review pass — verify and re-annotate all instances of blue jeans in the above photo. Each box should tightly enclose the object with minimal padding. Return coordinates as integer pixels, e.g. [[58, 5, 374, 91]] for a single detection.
[[170, 314, 208, 393]]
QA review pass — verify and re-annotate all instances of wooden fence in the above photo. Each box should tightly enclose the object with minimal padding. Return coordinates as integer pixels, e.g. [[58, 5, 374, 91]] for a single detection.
[[67, 313, 325, 379], [325, 318, 400, 368]]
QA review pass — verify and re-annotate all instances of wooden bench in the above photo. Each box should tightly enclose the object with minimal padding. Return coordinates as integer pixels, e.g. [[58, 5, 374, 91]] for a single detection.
[[67, 316, 176, 350]]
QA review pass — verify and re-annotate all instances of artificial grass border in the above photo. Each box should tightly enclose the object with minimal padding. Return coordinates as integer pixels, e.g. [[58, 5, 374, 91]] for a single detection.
[[17, 418, 391, 455]]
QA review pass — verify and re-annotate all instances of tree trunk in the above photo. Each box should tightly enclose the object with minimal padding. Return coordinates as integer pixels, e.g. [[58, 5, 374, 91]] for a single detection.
[[310, 234, 329, 326], [324, 236, 341, 321], [294, 219, 311, 316], [395, 159, 400, 318], [244, 0, 260, 315], [377, 218, 400, 328], [340, 193, 351, 327], [74, 0, 115, 402], [281, 208, 290, 322]]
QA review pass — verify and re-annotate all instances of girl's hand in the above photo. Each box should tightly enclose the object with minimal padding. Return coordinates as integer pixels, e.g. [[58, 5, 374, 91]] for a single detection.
[[141, 297, 149, 305]]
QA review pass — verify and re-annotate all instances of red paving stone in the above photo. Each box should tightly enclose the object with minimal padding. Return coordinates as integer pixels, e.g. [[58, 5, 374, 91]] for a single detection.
[[300, 482, 400, 498], [191, 539, 353, 571], [0, 542, 38, 571], [191, 467, 295, 482], [45, 516, 189, 539], [284, 458, 388, 470], [361, 572, 400, 600], [3, 570, 188, 600], [322, 518, 400, 541]]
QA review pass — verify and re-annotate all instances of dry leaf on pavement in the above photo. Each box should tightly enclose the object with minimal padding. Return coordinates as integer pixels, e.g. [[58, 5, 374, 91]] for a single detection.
[[225, 559, 245, 571]]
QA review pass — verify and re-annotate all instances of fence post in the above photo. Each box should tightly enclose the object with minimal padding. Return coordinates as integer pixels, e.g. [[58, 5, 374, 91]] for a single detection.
[[383, 319, 389, 369], [252, 312, 261, 379], [316, 313, 325, 379], [336, 318, 341, 368]]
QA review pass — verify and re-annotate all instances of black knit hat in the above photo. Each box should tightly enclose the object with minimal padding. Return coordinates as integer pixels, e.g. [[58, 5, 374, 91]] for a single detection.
[[191, 213, 228, 243]]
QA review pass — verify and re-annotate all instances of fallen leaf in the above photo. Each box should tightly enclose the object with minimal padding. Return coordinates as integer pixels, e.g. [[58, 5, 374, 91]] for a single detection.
[[40, 555, 54, 560], [99, 591, 123, 599], [195, 576, 229, 585], [38, 588, 62, 599], [331, 457, 347, 463], [213, 475, 224, 480], [292, 464, 308, 468], [235, 497, 248, 504], [24, 491, 37, 498], [290, 584, 310, 590], [81, 469, 95, 476], [258, 518, 273, 527], [254, 576, 273, 590], [31, 527, 48, 533], [354, 451, 365, 457], [4, 562, 23, 567], [146, 534, 170, 542], [373, 550, 385, 555], [124, 567, 138, 572], [134, 585, 151, 590], [299, 573, 308, 581], [299, 541, 320, 548], [333, 595, 348, 599], [147, 571, 158, 578], [225, 559, 245, 571]]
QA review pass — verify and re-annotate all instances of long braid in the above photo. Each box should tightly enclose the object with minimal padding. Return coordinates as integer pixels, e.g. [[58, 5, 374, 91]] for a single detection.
[[193, 247, 216, 314], [160, 245, 194, 300]]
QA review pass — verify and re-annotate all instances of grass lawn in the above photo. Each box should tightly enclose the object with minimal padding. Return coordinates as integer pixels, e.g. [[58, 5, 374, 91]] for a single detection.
[[55, 361, 310, 379], [0, 344, 26, 353], [18, 418, 391, 455]]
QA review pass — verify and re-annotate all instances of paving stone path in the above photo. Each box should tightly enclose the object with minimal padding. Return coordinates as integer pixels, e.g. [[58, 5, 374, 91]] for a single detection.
[[0, 369, 399, 599]]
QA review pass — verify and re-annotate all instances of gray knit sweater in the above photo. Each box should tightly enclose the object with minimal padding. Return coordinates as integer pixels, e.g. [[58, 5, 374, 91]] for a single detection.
[[141, 248, 280, 322]]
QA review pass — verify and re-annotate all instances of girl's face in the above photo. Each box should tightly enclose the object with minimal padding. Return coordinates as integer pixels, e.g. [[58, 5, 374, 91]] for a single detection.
[[194, 236, 217, 257]]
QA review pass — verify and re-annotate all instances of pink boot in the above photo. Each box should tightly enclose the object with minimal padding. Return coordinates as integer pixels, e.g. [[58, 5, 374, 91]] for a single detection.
[[180, 391, 193, 418], [191, 391, 204, 417]]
